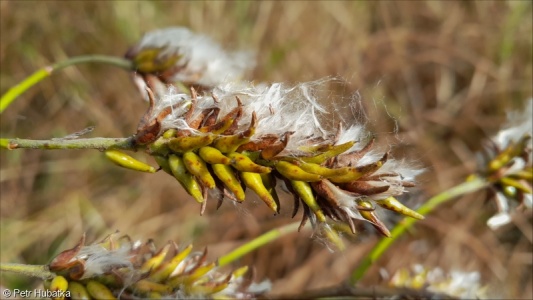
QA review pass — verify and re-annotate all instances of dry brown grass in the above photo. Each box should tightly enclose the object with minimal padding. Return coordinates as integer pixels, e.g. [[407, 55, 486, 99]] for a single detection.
[[1, 1, 531, 298]]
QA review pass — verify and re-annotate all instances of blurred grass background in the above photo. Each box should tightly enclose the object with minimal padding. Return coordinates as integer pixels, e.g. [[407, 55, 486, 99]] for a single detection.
[[0, 1, 531, 298]]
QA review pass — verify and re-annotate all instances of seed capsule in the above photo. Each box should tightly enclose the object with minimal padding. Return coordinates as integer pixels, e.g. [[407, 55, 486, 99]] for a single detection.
[[240, 172, 278, 213], [275, 161, 322, 182], [162, 129, 177, 139], [290, 180, 326, 222], [67, 281, 91, 300], [260, 173, 280, 210], [300, 141, 355, 164], [49, 276, 69, 300], [489, 135, 531, 172], [134, 280, 172, 294], [153, 155, 172, 174], [182, 151, 216, 189], [321, 224, 346, 251], [149, 244, 193, 282], [198, 146, 232, 165], [213, 112, 257, 153], [328, 152, 388, 183], [168, 154, 205, 203], [182, 262, 217, 285], [212, 164, 245, 201], [186, 281, 230, 295], [104, 150, 156, 173], [295, 160, 350, 177], [141, 243, 172, 272], [499, 177, 533, 194], [357, 200, 391, 237], [375, 196, 424, 220], [130, 47, 182, 73], [227, 152, 271, 173], [86, 280, 117, 300], [168, 134, 216, 153]]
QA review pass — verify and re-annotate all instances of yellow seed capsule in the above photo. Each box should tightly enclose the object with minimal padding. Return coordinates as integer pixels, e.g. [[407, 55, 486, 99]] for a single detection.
[[49, 275, 69, 300], [241, 172, 278, 213], [186, 281, 230, 295], [509, 167, 533, 181], [148, 292, 163, 299], [198, 146, 232, 165], [141, 243, 172, 273], [67, 281, 91, 300], [199, 116, 234, 134], [227, 152, 271, 173], [43, 279, 52, 290], [290, 180, 326, 222], [134, 280, 172, 294], [213, 134, 251, 153], [328, 153, 387, 183], [149, 136, 171, 156], [321, 224, 345, 251], [489, 135, 530, 172], [300, 141, 355, 164], [213, 113, 257, 153], [104, 150, 156, 173], [182, 151, 216, 189], [153, 155, 172, 175], [183, 262, 217, 285], [168, 134, 216, 153], [375, 196, 424, 220], [357, 200, 391, 237], [260, 173, 280, 209], [212, 164, 245, 201], [168, 154, 205, 203], [150, 244, 193, 282], [295, 160, 350, 177], [275, 161, 322, 182], [162, 129, 177, 139], [232, 266, 249, 278], [132, 48, 182, 73], [86, 280, 117, 300], [500, 177, 533, 194]]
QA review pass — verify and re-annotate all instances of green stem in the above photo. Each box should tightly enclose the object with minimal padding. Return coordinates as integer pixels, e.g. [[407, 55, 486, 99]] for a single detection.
[[349, 176, 488, 284], [218, 222, 300, 267], [0, 263, 55, 280], [0, 55, 134, 114], [2, 137, 136, 151]]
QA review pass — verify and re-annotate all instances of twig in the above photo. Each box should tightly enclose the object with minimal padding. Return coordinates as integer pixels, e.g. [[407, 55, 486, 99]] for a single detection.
[[0, 263, 55, 280], [218, 222, 301, 267], [261, 283, 458, 299], [2, 136, 137, 151], [0, 55, 134, 114], [349, 176, 489, 284]]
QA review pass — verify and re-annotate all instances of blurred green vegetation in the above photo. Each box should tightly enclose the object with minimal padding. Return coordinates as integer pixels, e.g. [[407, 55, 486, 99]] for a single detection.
[[1, 1, 531, 298]]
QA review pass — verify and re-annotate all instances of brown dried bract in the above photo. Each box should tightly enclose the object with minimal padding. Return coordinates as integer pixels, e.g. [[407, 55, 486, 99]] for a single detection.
[[334, 138, 375, 167], [261, 131, 294, 160], [340, 181, 390, 195], [237, 134, 279, 152], [134, 87, 172, 144]]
